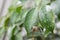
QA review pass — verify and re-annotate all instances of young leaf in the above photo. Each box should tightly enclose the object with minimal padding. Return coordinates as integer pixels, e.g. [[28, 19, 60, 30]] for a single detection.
[[16, 6, 22, 13]]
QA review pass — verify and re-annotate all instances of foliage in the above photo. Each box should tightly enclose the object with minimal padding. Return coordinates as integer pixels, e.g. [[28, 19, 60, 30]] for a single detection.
[[0, 0, 60, 40]]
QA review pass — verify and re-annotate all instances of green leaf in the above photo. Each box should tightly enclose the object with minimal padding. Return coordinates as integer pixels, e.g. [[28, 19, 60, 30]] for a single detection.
[[16, 6, 22, 13], [8, 6, 15, 13], [9, 12, 19, 24], [15, 32, 23, 40], [8, 24, 22, 40], [4, 6, 23, 26], [4, 17, 10, 29], [25, 8, 39, 33], [3, 12, 17, 29], [44, 29, 51, 37], [39, 6, 55, 34], [10, 33, 22, 40], [15, 8, 28, 26]]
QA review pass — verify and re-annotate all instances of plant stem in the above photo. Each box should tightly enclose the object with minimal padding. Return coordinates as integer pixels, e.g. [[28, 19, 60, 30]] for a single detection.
[[52, 33, 55, 40], [32, 37, 34, 40], [32, 32, 34, 40], [2, 30, 7, 40]]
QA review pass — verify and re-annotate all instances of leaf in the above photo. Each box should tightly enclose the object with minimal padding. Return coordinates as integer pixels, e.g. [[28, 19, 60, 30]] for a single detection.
[[7, 24, 22, 40], [44, 29, 50, 37], [3, 17, 11, 31], [25, 8, 39, 33], [8, 0, 18, 12], [4, 5, 23, 26], [9, 12, 19, 24], [8, 6, 15, 13], [15, 32, 23, 40], [15, 8, 28, 26], [16, 6, 22, 13], [10, 33, 22, 40], [39, 6, 55, 34], [3, 12, 16, 29]]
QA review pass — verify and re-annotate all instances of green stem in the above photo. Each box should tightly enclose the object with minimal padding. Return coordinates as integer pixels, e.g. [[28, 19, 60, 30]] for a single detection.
[[32, 33, 35, 40], [52, 33, 55, 40]]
